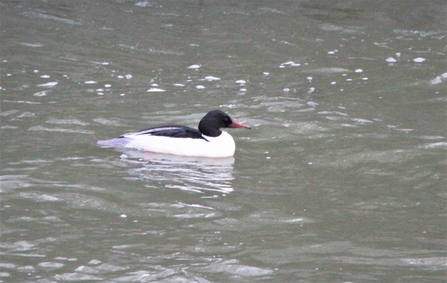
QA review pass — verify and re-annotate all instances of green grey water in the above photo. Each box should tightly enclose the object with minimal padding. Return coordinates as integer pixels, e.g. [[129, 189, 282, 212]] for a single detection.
[[1, 1, 446, 282]]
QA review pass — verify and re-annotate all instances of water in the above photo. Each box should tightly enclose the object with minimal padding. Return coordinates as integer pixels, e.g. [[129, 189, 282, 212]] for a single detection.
[[1, 1, 446, 282]]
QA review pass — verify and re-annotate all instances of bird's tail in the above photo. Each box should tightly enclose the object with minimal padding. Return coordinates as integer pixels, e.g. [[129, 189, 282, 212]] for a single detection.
[[95, 137, 130, 148]]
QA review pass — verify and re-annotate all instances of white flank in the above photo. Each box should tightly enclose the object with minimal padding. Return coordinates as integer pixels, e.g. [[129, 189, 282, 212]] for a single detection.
[[120, 131, 236, 158]]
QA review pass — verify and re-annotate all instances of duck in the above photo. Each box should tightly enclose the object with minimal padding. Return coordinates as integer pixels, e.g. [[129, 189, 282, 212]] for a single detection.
[[96, 109, 250, 158]]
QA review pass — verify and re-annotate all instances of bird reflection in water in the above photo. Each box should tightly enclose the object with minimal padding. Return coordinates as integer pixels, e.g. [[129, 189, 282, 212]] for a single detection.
[[116, 149, 235, 196]]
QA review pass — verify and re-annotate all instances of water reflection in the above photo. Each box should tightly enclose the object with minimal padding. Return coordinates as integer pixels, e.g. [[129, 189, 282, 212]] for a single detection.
[[116, 149, 235, 196]]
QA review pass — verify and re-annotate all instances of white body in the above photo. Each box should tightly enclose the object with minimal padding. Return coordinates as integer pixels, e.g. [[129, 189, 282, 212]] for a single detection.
[[118, 131, 236, 158]]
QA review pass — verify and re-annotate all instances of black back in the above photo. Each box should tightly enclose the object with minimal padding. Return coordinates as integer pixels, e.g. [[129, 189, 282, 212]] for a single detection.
[[122, 125, 208, 141]]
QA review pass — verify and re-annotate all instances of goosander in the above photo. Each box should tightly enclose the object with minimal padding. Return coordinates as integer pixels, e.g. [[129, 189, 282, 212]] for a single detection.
[[96, 110, 250, 158]]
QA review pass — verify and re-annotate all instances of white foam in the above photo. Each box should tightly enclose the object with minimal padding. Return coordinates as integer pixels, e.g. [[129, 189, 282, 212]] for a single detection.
[[187, 64, 201, 69], [37, 82, 58, 87], [386, 57, 397, 63], [147, 88, 166, 92], [33, 90, 48, 97], [413, 57, 426, 63], [204, 76, 220, 81]]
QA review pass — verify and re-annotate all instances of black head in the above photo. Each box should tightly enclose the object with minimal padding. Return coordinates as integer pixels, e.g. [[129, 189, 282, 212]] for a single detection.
[[198, 110, 250, 137]]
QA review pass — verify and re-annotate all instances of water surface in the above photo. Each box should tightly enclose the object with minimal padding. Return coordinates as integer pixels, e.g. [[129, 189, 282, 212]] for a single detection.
[[1, 1, 446, 282]]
